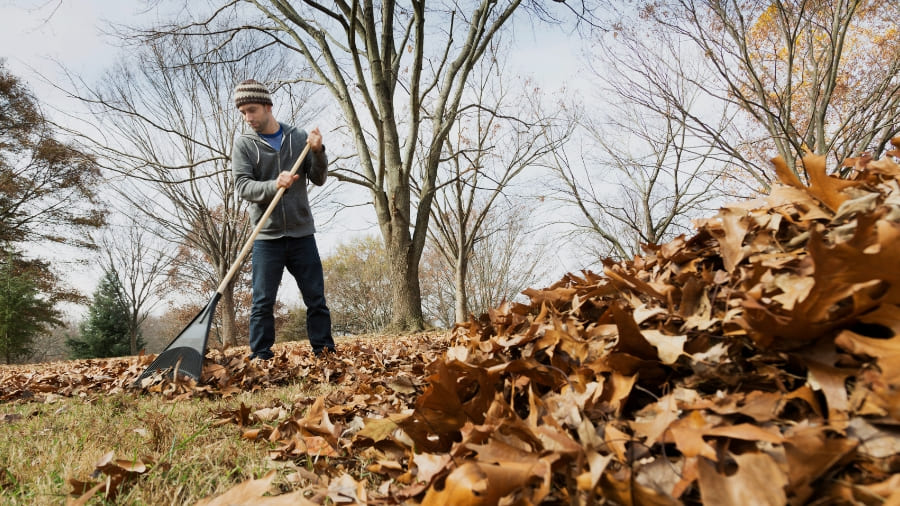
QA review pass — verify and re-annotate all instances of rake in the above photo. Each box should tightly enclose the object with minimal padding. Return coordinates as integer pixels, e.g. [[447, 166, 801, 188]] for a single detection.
[[134, 142, 311, 384]]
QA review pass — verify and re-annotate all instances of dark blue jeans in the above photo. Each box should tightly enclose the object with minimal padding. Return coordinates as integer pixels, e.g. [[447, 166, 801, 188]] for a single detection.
[[249, 235, 334, 358]]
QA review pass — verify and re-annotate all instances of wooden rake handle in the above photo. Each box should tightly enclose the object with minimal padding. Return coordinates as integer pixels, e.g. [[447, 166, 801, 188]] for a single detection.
[[216, 142, 312, 294]]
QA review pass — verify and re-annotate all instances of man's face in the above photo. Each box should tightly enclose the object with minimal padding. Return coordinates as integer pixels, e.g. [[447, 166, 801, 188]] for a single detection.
[[238, 103, 274, 133]]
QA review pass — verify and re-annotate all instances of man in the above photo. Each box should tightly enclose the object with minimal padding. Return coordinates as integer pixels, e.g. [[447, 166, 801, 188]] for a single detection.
[[231, 79, 335, 359]]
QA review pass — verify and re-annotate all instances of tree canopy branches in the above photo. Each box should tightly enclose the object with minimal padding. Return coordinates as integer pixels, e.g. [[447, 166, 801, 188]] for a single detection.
[[0, 60, 104, 248]]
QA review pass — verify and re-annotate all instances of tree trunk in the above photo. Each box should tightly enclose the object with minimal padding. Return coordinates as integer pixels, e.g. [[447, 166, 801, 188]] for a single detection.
[[130, 323, 139, 355], [386, 231, 425, 331], [454, 253, 468, 324], [220, 285, 238, 348]]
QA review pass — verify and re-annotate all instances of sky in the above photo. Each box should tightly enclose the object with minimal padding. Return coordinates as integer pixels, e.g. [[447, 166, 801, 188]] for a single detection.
[[2, 0, 589, 126], [1, 0, 594, 315], [1, 1, 137, 95]]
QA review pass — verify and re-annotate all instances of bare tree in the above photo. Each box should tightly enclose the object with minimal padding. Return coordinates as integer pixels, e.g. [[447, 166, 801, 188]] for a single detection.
[[421, 202, 549, 327], [426, 47, 570, 323], [538, 10, 735, 262], [321, 235, 393, 334], [464, 203, 550, 317], [608, 0, 900, 182], [551, 97, 725, 261], [141, 0, 574, 330], [29, 317, 78, 363], [56, 31, 323, 347], [96, 217, 169, 354]]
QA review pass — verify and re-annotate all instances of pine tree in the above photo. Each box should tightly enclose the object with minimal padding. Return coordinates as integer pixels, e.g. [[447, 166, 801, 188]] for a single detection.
[[0, 249, 61, 363], [66, 270, 143, 359]]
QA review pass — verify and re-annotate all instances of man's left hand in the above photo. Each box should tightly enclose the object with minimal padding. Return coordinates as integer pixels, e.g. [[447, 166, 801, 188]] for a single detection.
[[309, 127, 323, 153]]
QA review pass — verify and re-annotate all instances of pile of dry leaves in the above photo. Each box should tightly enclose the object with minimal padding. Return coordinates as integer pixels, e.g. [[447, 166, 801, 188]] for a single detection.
[[5, 142, 900, 504], [337, 147, 900, 504]]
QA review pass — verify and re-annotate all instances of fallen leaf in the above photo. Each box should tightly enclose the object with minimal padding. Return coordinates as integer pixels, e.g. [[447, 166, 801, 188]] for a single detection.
[[420, 460, 548, 506], [697, 452, 787, 506]]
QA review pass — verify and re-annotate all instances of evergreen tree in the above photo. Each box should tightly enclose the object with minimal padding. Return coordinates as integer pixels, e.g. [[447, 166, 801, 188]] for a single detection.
[[66, 270, 142, 358], [0, 249, 61, 363]]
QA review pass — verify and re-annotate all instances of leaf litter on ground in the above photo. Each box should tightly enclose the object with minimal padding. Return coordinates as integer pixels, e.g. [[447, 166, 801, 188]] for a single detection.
[[2, 138, 900, 504]]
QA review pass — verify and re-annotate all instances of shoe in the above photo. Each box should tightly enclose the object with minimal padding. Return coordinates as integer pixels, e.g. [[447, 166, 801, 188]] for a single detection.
[[313, 347, 336, 358]]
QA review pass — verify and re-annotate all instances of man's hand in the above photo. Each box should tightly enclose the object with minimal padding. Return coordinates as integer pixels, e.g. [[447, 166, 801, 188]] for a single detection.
[[309, 127, 324, 153], [278, 127, 324, 189], [276, 171, 299, 189]]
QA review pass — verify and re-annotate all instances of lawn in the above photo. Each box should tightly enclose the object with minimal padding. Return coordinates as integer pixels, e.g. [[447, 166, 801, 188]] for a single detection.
[[1, 334, 448, 505]]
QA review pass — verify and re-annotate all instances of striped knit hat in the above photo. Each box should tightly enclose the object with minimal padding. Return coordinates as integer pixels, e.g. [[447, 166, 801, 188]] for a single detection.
[[233, 79, 273, 108]]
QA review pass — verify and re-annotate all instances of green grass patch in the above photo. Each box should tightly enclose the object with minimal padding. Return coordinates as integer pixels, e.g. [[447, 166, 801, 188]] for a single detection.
[[0, 381, 329, 505]]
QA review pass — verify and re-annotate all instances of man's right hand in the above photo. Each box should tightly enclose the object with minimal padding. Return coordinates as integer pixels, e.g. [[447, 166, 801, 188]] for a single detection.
[[276, 171, 300, 189]]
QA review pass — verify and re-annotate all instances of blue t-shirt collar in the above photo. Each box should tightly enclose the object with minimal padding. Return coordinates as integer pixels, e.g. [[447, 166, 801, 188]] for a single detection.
[[259, 125, 283, 151]]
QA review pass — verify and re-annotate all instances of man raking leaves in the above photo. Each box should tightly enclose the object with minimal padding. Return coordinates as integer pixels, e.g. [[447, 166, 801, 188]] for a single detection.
[[136, 79, 334, 382], [231, 79, 335, 361]]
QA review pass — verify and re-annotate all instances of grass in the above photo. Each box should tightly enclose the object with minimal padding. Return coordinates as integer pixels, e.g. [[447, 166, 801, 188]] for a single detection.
[[0, 377, 340, 505], [0, 333, 451, 504]]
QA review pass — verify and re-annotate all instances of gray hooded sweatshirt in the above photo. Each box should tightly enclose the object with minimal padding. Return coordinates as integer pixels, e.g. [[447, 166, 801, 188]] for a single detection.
[[232, 122, 328, 240]]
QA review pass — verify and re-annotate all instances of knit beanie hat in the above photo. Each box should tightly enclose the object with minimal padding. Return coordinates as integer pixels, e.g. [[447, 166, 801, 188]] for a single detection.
[[233, 79, 273, 108]]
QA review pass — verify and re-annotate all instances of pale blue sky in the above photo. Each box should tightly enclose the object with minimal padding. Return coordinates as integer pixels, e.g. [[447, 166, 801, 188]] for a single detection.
[[2, 1, 588, 111], [2, 1, 137, 93]]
